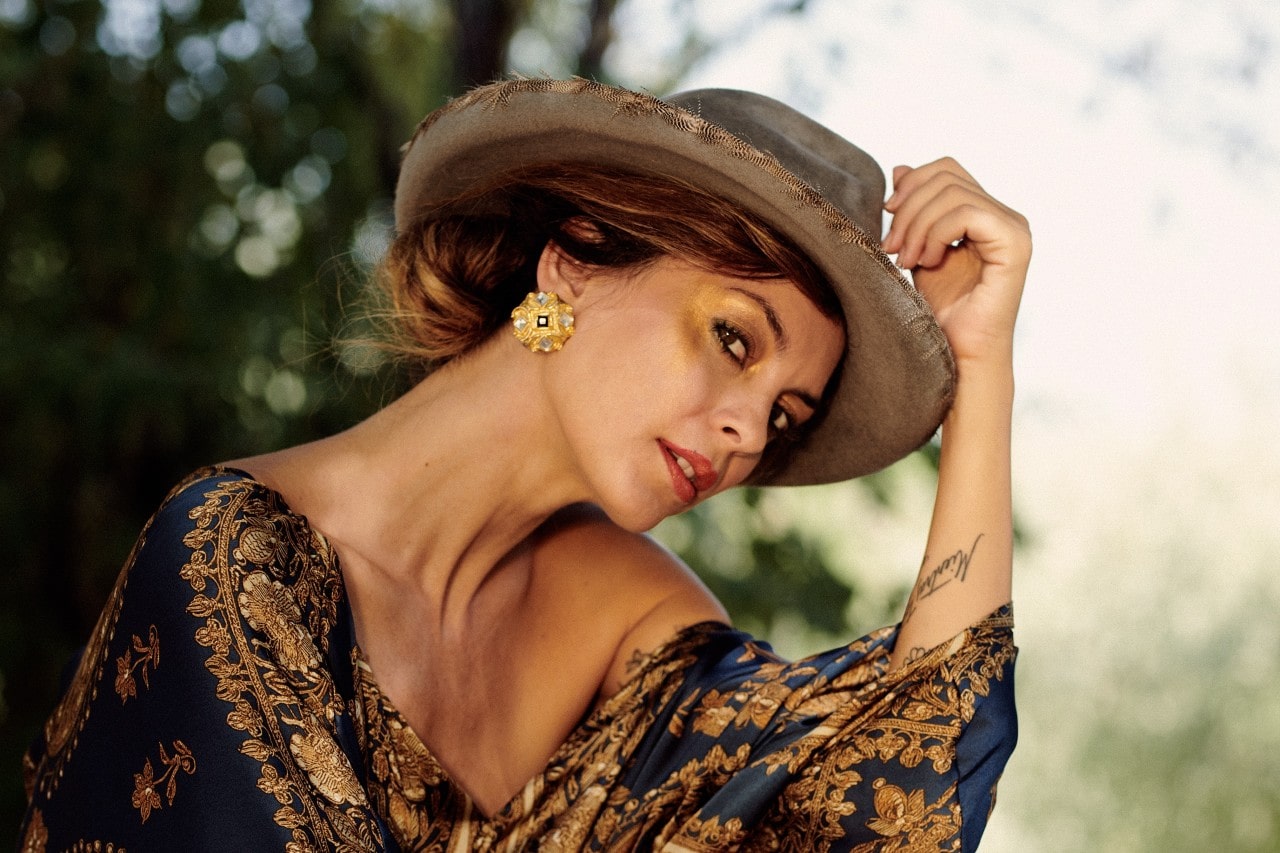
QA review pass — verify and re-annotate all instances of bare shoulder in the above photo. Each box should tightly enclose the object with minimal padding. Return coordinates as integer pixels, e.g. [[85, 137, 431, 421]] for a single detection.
[[532, 505, 729, 696]]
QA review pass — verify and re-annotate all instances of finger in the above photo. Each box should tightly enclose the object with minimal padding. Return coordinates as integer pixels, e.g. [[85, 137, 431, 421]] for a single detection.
[[885, 157, 981, 212], [883, 168, 984, 254], [913, 203, 1028, 274], [916, 210, 980, 269], [890, 180, 992, 267]]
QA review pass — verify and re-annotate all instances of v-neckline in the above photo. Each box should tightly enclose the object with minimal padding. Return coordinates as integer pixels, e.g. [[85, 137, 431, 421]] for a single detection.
[[346, 614, 728, 825], [210, 465, 729, 826]]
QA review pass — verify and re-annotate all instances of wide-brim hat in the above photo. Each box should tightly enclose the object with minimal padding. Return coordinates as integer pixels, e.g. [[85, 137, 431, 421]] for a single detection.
[[394, 78, 955, 486]]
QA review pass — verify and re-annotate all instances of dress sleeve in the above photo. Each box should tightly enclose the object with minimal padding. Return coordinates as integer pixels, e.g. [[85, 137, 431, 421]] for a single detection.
[[19, 471, 396, 853], [771, 607, 1018, 852], [598, 608, 1016, 852]]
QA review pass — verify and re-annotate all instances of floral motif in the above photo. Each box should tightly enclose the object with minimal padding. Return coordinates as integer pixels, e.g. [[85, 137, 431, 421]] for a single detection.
[[238, 571, 321, 672], [131, 759, 161, 823], [114, 624, 160, 704], [289, 724, 368, 806], [237, 514, 289, 566], [179, 547, 210, 590], [132, 740, 196, 824], [866, 780, 926, 837], [354, 653, 453, 850], [258, 763, 295, 805]]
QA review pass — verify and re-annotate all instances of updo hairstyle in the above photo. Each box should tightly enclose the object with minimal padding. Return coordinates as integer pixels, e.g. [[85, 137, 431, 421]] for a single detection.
[[377, 164, 843, 368]]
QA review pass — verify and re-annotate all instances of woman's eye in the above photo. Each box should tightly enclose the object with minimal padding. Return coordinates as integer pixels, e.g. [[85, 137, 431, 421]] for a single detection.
[[769, 405, 791, 437], [715, 322, 748, 364]]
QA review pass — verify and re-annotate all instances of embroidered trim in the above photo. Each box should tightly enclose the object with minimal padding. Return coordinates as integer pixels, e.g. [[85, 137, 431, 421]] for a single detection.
[[179, 475, 377, 847]]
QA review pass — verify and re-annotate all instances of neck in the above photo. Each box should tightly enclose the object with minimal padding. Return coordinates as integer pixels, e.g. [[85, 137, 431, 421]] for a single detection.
[[264, 335, 591, 635]]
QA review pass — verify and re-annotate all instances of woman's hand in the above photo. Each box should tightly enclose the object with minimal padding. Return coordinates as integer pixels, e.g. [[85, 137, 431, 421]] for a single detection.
[[881, 158, 1031, 371]]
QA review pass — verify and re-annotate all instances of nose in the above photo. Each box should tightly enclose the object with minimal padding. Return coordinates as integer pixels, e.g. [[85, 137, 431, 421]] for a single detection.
[[715, 392, 770, 457]]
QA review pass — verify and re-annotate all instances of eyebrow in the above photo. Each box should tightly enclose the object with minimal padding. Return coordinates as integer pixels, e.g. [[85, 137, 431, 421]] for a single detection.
[[729, 287, 822, 412], [730, 287, 788, 350]]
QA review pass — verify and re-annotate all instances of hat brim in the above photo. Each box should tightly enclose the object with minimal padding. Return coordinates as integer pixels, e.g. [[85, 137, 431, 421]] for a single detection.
[[395, 78, 955, 486]]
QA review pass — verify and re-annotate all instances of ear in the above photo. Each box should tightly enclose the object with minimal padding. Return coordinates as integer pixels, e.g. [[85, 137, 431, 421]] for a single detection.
[[535, 239, 591, 299]]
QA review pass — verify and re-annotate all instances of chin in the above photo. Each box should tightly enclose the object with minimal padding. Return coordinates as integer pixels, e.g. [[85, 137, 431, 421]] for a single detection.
[[595, 504, 667, 535], [589, 484, 679, 534]]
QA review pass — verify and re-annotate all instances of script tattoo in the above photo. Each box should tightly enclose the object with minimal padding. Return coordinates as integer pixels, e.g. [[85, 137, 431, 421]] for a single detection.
[[903, 533, 984, 622]]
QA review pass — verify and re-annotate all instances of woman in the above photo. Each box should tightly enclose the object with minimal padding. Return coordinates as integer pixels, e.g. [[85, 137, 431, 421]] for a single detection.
[[20, 79, 1029, 851]]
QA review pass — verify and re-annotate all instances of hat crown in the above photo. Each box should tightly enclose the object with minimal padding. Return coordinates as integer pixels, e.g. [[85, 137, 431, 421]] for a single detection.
[[667, 89, 885, 246]]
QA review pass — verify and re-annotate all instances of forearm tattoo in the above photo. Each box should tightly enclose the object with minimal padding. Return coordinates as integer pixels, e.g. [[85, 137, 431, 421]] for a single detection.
[[903, 533, 983, 623]]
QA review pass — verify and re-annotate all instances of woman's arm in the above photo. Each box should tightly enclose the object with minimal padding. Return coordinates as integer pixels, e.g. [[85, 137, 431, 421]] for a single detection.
[[879, 158, 1031, 669]]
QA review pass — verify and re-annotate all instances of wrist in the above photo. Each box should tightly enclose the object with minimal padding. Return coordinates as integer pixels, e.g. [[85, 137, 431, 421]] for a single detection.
[[949, 355, 1014, 415]]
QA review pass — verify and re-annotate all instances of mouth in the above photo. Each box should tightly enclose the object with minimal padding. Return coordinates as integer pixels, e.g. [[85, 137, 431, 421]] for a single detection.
[[658, 439, 718, 503]]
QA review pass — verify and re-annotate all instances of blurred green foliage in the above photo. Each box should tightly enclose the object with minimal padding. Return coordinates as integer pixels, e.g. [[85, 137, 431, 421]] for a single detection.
[[0, 0, 899, 834]]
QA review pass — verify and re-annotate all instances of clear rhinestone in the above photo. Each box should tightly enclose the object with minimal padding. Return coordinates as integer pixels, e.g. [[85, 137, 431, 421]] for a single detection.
[[537, 337, 553, 351], [561, 313, 573, 326], [535, 292, 549, 305], [513, 317, 527, 330]]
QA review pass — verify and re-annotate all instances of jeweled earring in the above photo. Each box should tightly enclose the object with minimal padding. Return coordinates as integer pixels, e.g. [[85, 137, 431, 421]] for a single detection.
[[511, 291, 575, 353]]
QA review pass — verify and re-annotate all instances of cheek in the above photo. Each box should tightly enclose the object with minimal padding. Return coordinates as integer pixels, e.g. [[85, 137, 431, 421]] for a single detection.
[[600, 308, 717, 408]]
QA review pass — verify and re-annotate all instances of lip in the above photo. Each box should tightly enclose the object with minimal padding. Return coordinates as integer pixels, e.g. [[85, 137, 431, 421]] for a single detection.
[[657, 439, 718, 503]]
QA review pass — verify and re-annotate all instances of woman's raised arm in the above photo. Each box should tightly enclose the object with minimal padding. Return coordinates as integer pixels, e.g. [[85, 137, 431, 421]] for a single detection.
[[880, 157, 1032, 668]]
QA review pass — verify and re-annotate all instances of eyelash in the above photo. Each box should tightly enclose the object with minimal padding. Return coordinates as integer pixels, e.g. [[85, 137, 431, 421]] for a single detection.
[[713, 321, 793, 439], [714, 320, 750, 364]]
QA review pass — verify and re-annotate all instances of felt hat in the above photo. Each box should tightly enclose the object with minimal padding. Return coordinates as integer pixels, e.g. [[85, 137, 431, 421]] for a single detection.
[[394, 78, 955, 486]]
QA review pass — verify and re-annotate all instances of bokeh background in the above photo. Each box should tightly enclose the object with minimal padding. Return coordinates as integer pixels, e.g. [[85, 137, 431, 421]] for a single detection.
[[3, 0, 1278, 849]]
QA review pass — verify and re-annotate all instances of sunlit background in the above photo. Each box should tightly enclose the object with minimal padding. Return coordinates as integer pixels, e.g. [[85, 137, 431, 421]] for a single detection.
[[3, 0, 1278, 849]]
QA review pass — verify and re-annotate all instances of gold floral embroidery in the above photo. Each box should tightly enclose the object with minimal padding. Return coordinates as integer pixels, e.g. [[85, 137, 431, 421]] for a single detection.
[[236, 514, 289, 566], [238, 571, 322, 672], [856, 779, 959, 852], [113, 625, 160, 703], [257, 763, 294, 805], [289, 722, 369, 806], [177, 475, 375, 848], [665, 814, 748, 851], [866, 780, 926, 837], [353, 652, 453, 851], [131, 741, 196, 824]]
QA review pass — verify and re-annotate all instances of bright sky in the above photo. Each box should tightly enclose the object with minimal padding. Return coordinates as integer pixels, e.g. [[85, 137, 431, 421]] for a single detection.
[[616, 1, 1280, 848]]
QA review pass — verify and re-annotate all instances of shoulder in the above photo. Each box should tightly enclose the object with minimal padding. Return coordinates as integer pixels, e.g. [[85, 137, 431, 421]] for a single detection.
[[531, 504, 729, 697], [141, 467, 285, 555], [133, 467, 336, 603], [131, 467, 258, 572]]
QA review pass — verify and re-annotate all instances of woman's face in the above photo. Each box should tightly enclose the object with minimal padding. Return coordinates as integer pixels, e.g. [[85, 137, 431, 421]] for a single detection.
[[542, 253, 844, 532]]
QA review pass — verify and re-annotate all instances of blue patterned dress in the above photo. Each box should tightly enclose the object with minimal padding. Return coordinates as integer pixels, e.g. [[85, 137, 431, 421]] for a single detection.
[[20, 468, 1016, 851]]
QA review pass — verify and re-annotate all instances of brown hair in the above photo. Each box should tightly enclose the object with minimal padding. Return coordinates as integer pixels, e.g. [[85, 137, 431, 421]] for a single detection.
[[376, 163, 841, 363]]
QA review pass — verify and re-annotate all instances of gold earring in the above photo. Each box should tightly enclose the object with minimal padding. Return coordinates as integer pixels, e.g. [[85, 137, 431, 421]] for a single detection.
[[511, 291, 575, 353]]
